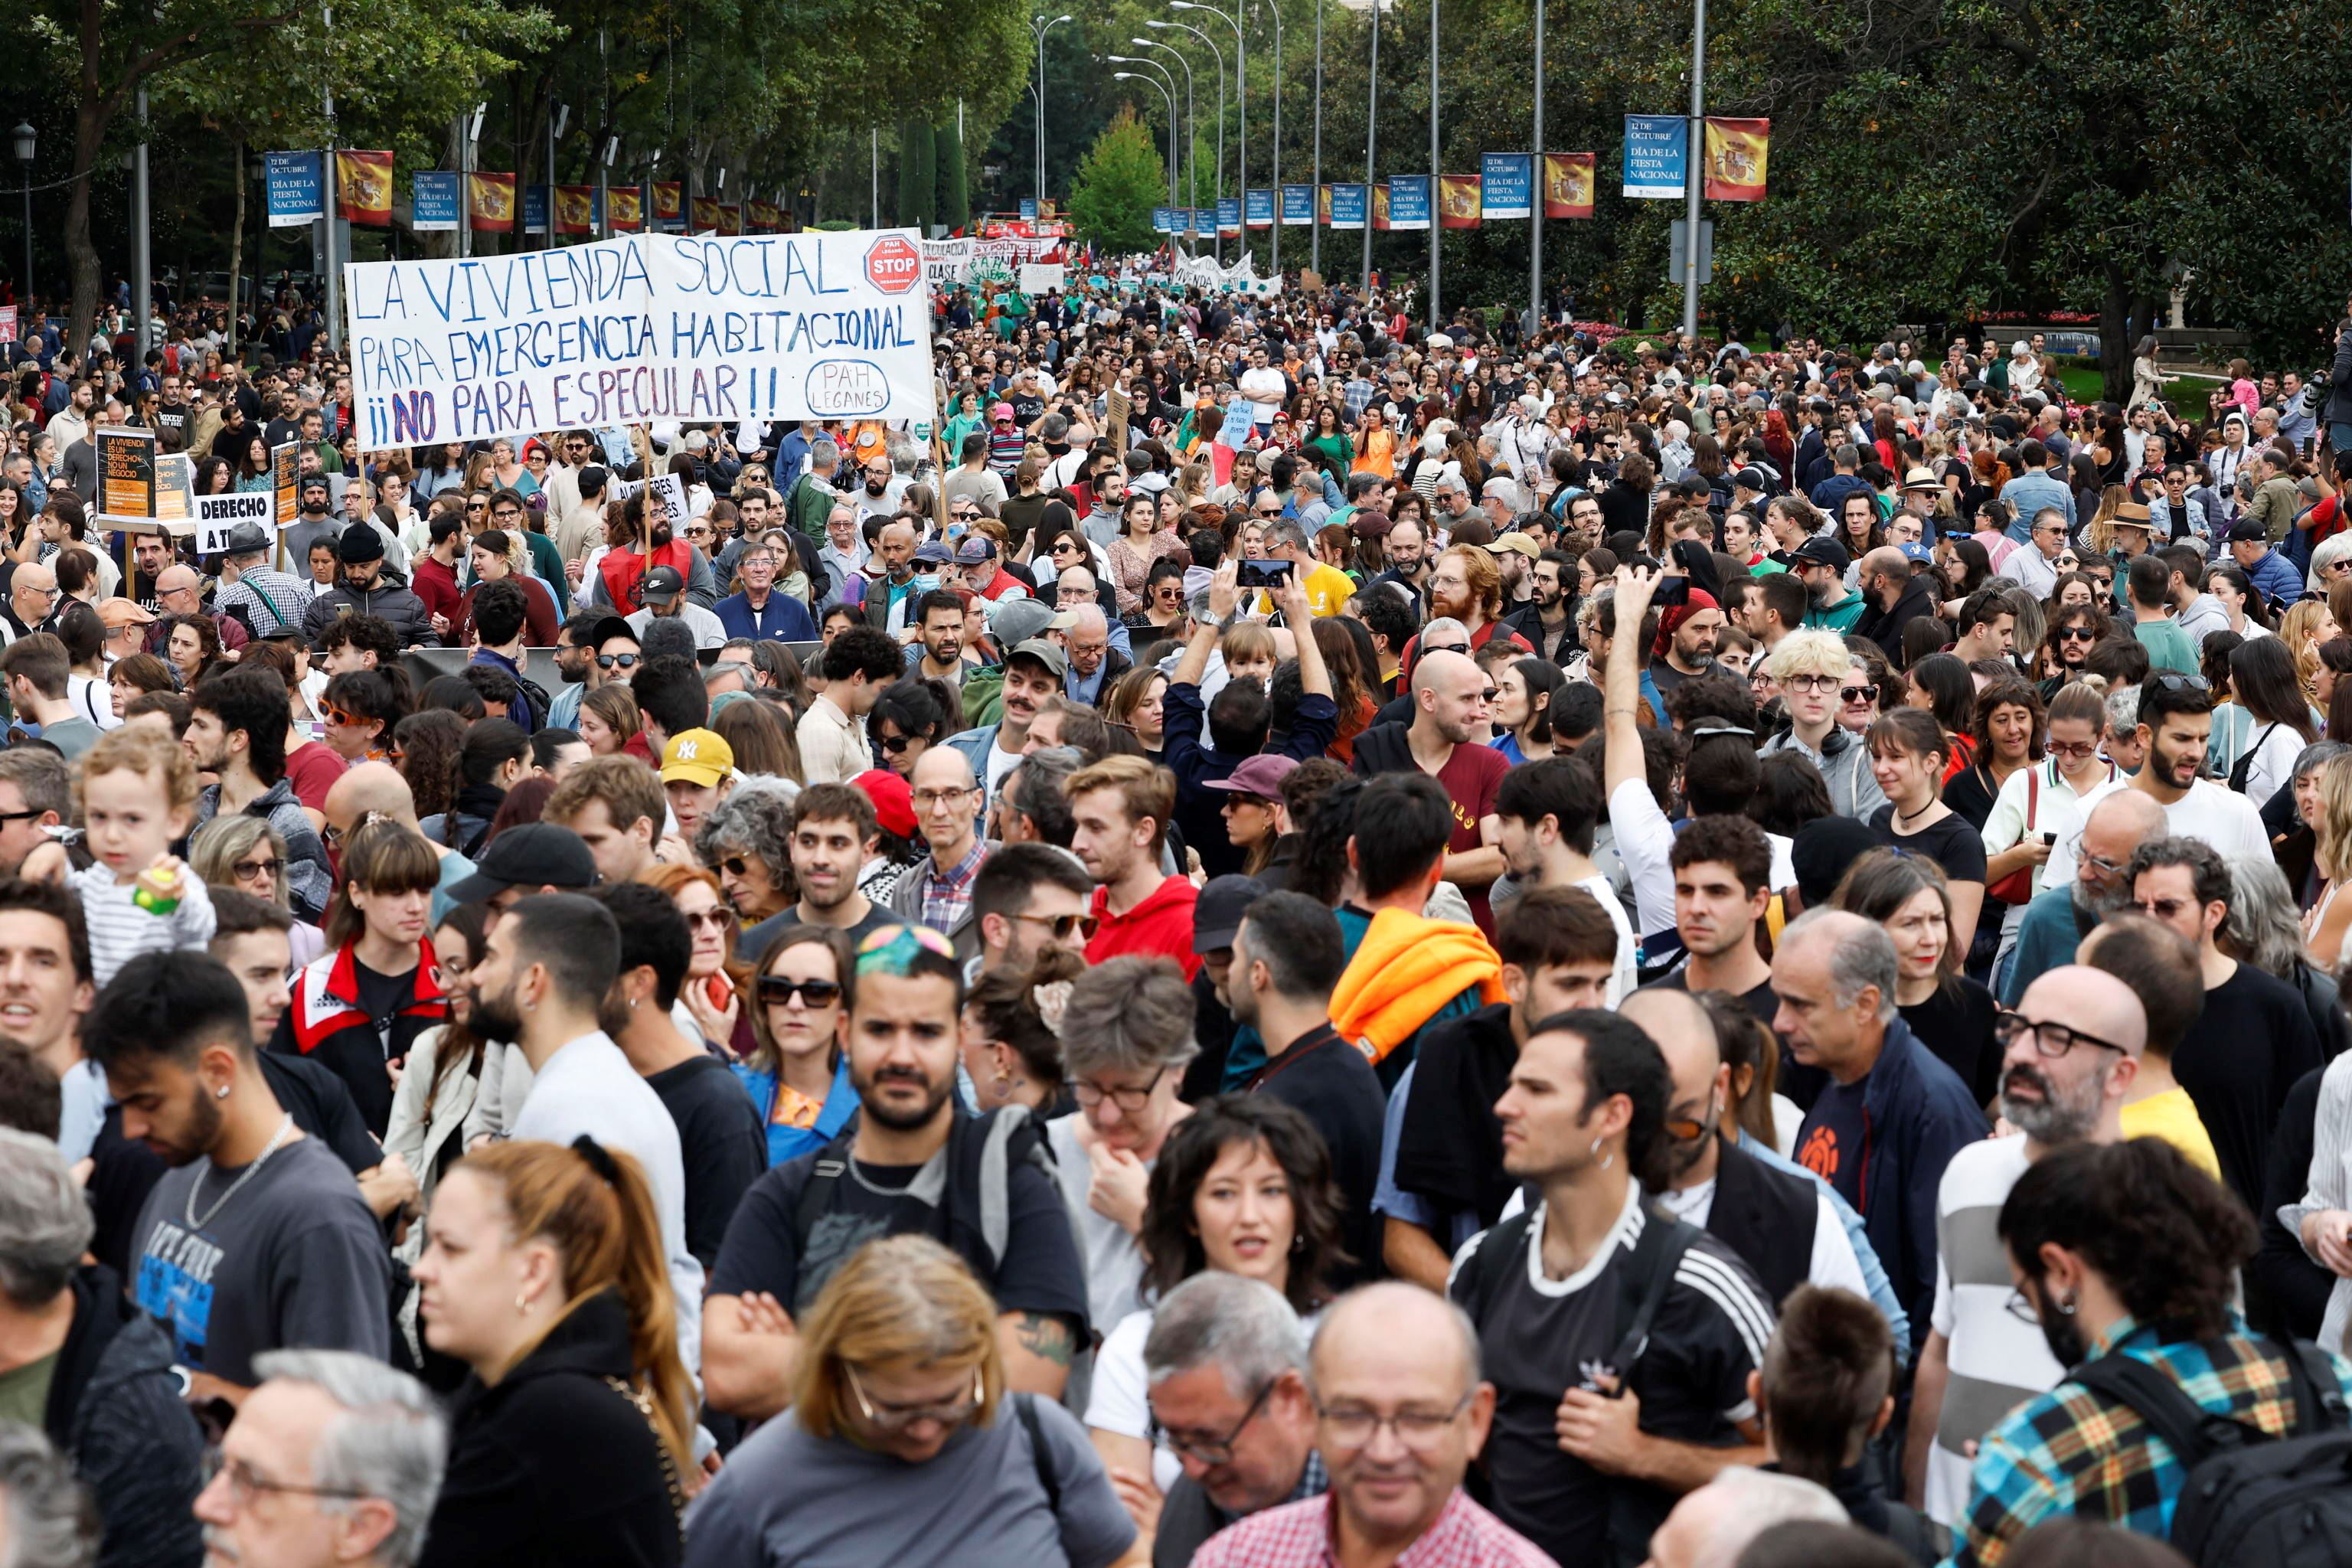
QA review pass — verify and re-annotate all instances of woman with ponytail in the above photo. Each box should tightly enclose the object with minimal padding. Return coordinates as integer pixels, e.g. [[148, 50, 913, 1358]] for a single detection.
[[414, 1135, 692, 1567]]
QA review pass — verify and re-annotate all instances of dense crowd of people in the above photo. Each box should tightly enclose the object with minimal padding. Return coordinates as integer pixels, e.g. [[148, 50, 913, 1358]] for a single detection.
[[0, 271, 2349, 1568]]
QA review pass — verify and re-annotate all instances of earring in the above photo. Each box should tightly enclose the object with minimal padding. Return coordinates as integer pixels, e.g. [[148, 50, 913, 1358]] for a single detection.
[[515, 1293, 530, 1315], [2058, 1294, 2077, 1316], [1590, 1135, 1612, 1171], [215, 1085, 230, 1099]]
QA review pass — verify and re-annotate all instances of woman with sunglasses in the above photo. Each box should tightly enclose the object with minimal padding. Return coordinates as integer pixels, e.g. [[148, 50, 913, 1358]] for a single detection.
[[639, 862, 749, 1053], [871, 677, 953, 780], [414, 1138, 694, 1568], [728, 925, 858, 1166], [1086, 1096, 1344, 1516], [191, 815, 327, 967], [684, 1233, 1139, 1568], [1983, 681, 2115, 981]]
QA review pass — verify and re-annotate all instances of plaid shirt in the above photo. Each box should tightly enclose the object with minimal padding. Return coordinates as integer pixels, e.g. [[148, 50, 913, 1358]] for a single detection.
[[1191, 1488, 1557, 1568], [1952, 1318, 2352, 1568], [214, 567, 315, 639], [1342, 376, 1377, 423], [919, 837, 992, 934]]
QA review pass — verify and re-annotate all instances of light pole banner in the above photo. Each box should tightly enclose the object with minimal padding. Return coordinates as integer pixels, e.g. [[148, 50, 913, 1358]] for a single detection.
[[1543, 153, 1596, 218], [1244, 189, 1274, 229], [607, 188, 644, 233], [652, 183, 684, 231], [345, 228, 937, 446], [1317, 185, 1334, 224], [1329, 184, 1367, 230], [411, 172, 461, 232], [1480, 155, 1532, 220], [1622, 116, 1687, 199], [335, 152, 394, 226], [1371, 184, 1390, 230], [1217, 197, 1242, 235], [1439, 176, 1481, 228], [1020, 198, 1038, 220], [1153, 207, 1174, 234], [1280, 185, 1313, 224], [266, 153, 325, 227], [522, 185, 550, 236], [1703, 118, 1771, 201], [1387, 176, 1431, 230]]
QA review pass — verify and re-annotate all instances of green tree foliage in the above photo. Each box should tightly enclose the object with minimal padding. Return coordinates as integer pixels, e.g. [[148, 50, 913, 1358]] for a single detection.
[[897, 116, 934, 231], [1067, 105, 1166, 255], [935, 119, 969, 233]]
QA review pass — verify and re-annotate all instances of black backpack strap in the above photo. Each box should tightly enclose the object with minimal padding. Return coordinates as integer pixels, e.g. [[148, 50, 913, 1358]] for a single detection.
[[789, 1126, 858, 1262], [1606, 1207, 1700, 1386], [2069, 1351, 2225, 1470], [2276, 1337, 2350, 1436], [1014, 1393, 1060, 1514]]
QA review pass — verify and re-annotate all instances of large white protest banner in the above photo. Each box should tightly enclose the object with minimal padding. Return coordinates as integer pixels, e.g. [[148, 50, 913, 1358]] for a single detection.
[[923, 238, 974, 290], [345, 228, 934, 446]]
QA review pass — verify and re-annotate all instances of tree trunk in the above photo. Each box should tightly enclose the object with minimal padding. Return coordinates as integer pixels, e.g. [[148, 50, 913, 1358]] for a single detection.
[[2099, 260, 2133, 405], [65, 99, 106, 364], [227, 139, 245, 355]]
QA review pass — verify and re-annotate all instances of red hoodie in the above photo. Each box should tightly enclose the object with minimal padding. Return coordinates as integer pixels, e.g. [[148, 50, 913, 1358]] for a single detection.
[[1086, 876, 1202, 980], [599, 538, 695, 612]]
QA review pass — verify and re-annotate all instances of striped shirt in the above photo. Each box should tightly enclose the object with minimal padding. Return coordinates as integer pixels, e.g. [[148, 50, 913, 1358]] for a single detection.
[[68, 859, 217, 989], [1925, 1135, 2060, 1527]]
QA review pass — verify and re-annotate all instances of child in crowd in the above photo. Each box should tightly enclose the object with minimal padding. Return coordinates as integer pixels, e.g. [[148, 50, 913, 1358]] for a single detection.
[[24, 727, 216, 985]]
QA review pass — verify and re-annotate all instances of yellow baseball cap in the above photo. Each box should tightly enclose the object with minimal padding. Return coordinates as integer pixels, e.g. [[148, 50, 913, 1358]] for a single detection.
[[659, 729, 734, 788]]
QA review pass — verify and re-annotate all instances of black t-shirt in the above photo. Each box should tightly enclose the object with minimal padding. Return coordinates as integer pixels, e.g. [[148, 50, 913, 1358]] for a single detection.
[[1451, 1201, 1768, 1566], [1940, 764, 2003, 831], [709, 1113, 1090, 1329], [1009, 390, 1047, 426], [1866, 805, 1988, 884], [733, 906, 896, 965], [645, 1054, 768, 1273], [1246, 1023, 1386, 1287], [1900, 978, 2001, 1109], [2177, 964, 2324, 1210]]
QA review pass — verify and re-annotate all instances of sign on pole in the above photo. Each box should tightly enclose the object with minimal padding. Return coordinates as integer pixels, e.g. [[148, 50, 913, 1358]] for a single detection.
[[412, 172, 462, 232], [1622, 116, 1689, 200], [96, 427, 156, 527], [194, 492, 275, 556], [1544, 153, 1597, 218], [1280, 185, 1313, 225], [1387, 176, 1432, 230], [1329, 185, 1368, 230], [1244, 189, 1274, 229], [266, 153, 325, 227], [1480, 155, 1533, 220], [345, 229, 939, 445]]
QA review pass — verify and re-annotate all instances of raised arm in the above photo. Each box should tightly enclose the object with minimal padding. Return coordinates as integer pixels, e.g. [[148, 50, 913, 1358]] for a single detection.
[[1603, 564, 1661, 800], [1173, 560, 1237, 690]]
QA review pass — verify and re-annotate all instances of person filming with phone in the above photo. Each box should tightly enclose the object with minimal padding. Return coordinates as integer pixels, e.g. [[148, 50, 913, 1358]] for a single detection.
[[1249, 521, 1357, 622]]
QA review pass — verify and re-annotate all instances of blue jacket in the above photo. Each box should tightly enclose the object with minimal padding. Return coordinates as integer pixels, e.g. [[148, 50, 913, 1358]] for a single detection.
[[714, 589, 818, 644], [730, 1054, 858, 1168], [1999, 472, 2075, 543], [1795, 1017, 1988, 1331], [942, 723, 1002, 798], [2244, 545, 2303, 611]]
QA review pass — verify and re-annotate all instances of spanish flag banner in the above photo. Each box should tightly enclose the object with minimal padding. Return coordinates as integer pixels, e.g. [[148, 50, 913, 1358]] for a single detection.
[[717, 204, 743, 235], [334, 150, 394, 226], [1371, 182, 1391, 231], [1542, 153, 1595, 219], [690, 196, 722, 231], [1317, 185, 1333, 224], [1439, 175, 1481, 228], [554, 185, 596, 235], [606, 186, 643, 232], [748, 199, 782, 233], [652, 182, 684, 230], [466, 172, 515, 232], [1702, 118, 1769, 201]]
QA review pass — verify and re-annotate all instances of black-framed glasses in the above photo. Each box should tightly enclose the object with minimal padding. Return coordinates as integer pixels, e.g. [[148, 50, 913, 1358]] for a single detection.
[[0, 807, 44, 825], [1421, 642, 1468, 658], [2003, 1288, 2040, 1325], [201, 1449, 372, 1509], [1840, 685, 1875, 704], [2148, 673, 2210, 693], [1072, 1063, 1166, 1111], [756, 975, 844, 1008], [2134, 896, 2197, 922], [1150, 1377, 1279, 1467], [2058, 626, 2099, 642], [1993, 1010, 2128, 1060], [595, 652, 641, 671]]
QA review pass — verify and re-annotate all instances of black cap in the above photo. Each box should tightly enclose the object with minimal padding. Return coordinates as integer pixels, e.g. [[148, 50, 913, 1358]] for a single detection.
[[2227, 518, 2267, 544], [1789, 535, 1851, 572], [1194, 874, 1267, 954], [578, 612, 635, 648], [336, 521, 385, 564], [446, 824, 598, 904], [639, 564, 687, 603]]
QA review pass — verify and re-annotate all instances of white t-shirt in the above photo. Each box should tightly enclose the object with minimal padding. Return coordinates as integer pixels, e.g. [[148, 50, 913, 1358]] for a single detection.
[[2238, 720, 2310, 808], [984, 735, 1024, 799], [1924, 1136, 2061, 1525], [1239, 366, 1287, 426], [2047, 776, 2274, 885], [1571, 872, 1638, 1004], [1606, 779, 1679, 942]]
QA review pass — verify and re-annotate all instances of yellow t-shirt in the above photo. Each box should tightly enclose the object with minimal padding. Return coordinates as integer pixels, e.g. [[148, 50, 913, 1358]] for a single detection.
[[2120, 1088, 2223, 1182], [1255, 562, 1357, 619]]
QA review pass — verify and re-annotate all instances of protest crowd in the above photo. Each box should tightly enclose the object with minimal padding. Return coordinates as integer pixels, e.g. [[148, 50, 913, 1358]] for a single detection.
[[2, 260, 2352, 1568]]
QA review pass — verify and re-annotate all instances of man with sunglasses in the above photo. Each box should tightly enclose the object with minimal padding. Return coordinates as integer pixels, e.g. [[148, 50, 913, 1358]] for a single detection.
[[1903, 963, 2148, 1526], [704, 924, 1089, 1419], [2122, 835, 2321, 1215]]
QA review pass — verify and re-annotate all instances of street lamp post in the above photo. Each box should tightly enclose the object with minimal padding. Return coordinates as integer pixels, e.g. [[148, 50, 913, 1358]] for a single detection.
[[1113, 73, 1181, 210], [1031, 14, 1076, 209], [1171, 2, 1243, 266], [11, 126, 31, 313], [1148, 18, 1225, 261], [1427, 0, 1438, 322], [1132, 37, 1195, 217], [1362, 0, 1379, 294], [1253, 0, 1283, 275], [1312, 0, 1323, 275]]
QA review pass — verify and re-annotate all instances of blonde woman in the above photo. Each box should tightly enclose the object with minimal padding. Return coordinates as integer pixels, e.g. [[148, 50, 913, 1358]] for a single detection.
[[683, 1234, 1143, 1568], [189, 815, 326, 968], [2283, 599, 2339, 705], [2303, 756, 2352, 969]]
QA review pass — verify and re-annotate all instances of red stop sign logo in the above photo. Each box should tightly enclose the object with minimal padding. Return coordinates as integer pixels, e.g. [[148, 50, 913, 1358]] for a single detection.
[[865, 235, 920, 295]]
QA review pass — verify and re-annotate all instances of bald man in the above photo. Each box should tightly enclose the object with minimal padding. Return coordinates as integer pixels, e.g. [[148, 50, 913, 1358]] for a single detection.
[[324, 761, 477, 920], [1776, 908, 1987, 1334], [2000, 787, 2171, 1006], [146, 562, 250, 655], [1619, 988, 1873, 1313], [4, 560, 56, 641], [1853, 544, 1934, 663], [1350, 647, 1508, 925], [1903, 962, 2146, 1521], [1194, 1282, 1550, 1568]]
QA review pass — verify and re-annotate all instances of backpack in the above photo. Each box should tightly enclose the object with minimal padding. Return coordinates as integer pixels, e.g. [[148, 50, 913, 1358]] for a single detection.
[[2067, 1338, 2352, 1568], [2227, 723, 2278, 796], [789, 1103, 1057, 1293]]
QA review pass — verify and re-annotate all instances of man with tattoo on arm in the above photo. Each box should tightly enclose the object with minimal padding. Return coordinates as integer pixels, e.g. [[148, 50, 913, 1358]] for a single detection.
[[701, 923, 1091, 1418]]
